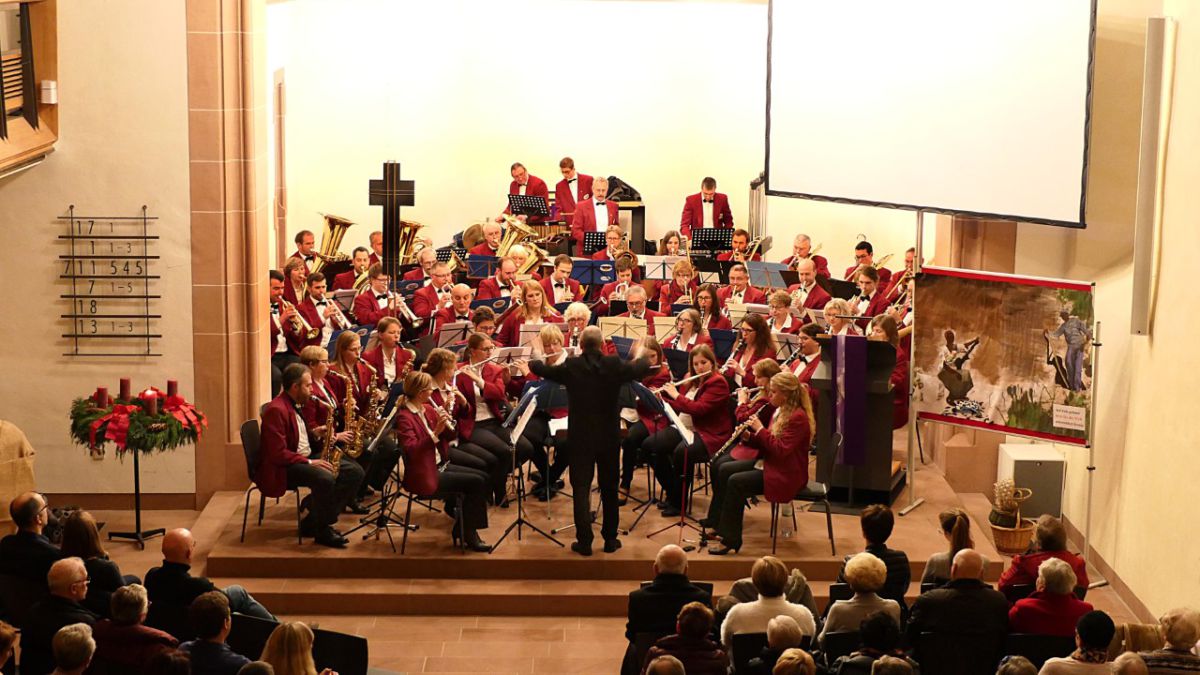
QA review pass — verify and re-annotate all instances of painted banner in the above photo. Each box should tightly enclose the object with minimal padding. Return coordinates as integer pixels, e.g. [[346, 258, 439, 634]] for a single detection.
[[913, 267, 1094, 445]]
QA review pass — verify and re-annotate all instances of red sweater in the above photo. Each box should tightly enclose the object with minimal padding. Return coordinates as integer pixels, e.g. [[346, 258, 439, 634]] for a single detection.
[[999, 550, 1090, 592], [1008, 591, 1093, 637]]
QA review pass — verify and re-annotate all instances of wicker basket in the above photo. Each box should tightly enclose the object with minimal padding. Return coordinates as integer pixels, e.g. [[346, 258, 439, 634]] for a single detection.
[[990, 517, 1037, 554]]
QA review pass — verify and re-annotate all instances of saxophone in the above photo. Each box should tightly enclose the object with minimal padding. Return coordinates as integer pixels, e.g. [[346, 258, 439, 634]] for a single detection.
[[315, 397, 342, 478], [353, 358, 381, 454], [328, 369, 362, 458]]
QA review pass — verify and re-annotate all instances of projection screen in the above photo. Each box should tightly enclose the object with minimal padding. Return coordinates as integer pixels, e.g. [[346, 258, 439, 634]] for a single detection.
[[765, 0, 1096, 228]]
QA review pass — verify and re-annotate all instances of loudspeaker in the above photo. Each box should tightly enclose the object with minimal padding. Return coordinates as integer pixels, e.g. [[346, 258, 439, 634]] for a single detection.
[[997, 444, 1065, 519]]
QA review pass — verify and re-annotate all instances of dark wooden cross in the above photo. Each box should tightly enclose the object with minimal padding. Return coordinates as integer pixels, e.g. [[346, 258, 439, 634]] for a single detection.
[[368, 161, 416, 282]]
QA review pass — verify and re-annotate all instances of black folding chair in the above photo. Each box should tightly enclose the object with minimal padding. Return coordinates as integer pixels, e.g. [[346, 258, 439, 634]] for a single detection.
[[1003, 633, 1077, 668], [239, 419, 303, 544], [731, 632, 770, 674], [820, 631, 862, 667], [823, 582, 855, 617], [915, 631, 1004, 675], [228, 613, 280, 660], [312, 627, 369, 675]]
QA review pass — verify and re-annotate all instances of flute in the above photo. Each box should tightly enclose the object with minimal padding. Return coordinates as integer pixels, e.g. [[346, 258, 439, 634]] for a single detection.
[[651, 371, 707, 394]]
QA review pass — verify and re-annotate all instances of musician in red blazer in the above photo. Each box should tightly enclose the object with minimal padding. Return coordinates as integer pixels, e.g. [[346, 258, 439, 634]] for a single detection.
[[392, 370, 492, 551], [495, 281, 563, 347], [555, 158, 593, 227], [766, 290, 802, 335], [662, 309, 713, 353], [702, 371, 812, 554], [500, 162, 550, 225], [475, 257, 519, 300], [722, 314, 778, 387], [787, 258, 832, 323], [360, 317, 414, 389], [615, 286, 664, 337], [852, 267, 891, 330], [570, 177, 619, 255], [791, 324, 823, 386], [401, 247, 437, 285], [656, 259, 699, 313], [620, 341, 673, 491], [432, 284, 475, 336], [257, 365, 364, 547], [679, 177, 734, 239], [716, 265, 768, 306], [468, 222, 503, 258], [716, 230, 762, 262], [652, 345, 733, 515], [410, 263, 454, 326], [287, 230, 317, 273], [368, 231, 382, 266], [541, 255, 584, 305], [695, 285, 733, 333], [332, 247, 372, 291], [781, 234, 830, 278], [845, 241, 892, 287], [281, 258, 307, 306]]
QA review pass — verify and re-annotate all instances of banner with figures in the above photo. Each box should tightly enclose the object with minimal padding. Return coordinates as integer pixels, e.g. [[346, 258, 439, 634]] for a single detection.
[[913, 267, 1094, 445]]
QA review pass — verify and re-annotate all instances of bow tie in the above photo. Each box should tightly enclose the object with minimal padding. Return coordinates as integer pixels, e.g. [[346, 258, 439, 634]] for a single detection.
[[293, 403, 304, 412], [702, 199, 713, 204], [595, 200, 606, 205], [315, 300, 327, 306], [271, 305, 280, 314], [554, 282, 566, 289], [631, 313, 644, 320], [860, 295, 870, 302], [456, 315, 469, 321], [567, 177, 576, 183], [799, 355, 809, 365], [303, 255, 314, 262], [376, 293, 389, 300]]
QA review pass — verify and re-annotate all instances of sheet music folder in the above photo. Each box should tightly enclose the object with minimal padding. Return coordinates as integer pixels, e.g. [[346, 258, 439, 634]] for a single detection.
[[571, 259, 616, 286]]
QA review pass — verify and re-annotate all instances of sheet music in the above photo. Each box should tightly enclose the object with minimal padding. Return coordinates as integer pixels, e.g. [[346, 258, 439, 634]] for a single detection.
[[510, 400, 537, 444], [436, 321, 471, 348], [517, 323, 550, 349], [548, 418, 569, 435], [640, 255, 683, 281], [598, 316, 648, 341], [661, 400, 695, 445], [774, 332, 802, 360]]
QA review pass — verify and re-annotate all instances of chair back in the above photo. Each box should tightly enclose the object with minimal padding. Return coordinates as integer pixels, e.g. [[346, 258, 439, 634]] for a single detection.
[[228, 613, 280, 660], [145, 602, 196, 642], [813, 419, 837, 486], [1002, 582, 1036, 604], [312, 627, 369, 675], [915, 631, 1004, 675], [623, 631, 667, 675], [821, 630, 861, 664], [823, 582, 854, 617], [920, 581, 942, 594], [1003, 633, 1077, 668], [731, 632, 769, 674], [240, 419, 261, 481], [0, 572, 46, 627]]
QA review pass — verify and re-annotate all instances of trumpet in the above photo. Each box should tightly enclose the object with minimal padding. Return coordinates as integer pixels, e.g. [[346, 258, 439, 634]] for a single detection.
[[282, 299, 319, 339], [651, 371, 708, 394], [609, 281, 629, 302], [386, 291, 421, 325], [316, 295, 352, 330]]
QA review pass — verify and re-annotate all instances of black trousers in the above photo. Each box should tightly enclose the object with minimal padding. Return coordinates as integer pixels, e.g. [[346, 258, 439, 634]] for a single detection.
[[270, 352, 300, 397], [359, 435, 400, 492], [620, 421, 650, 487], [471, 419, 535, 501], [709, 463, 763, 548], [647, 429, 708, 509], [286, 458, 364, 527], [702, 456, 755, 528], [425, 469, 490, 538], [521, 413, 553, 480], [449, 441, 498, 478], [570, 440, 621, 546]]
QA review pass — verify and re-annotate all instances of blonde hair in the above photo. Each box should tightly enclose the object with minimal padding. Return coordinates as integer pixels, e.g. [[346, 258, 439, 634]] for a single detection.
[[768, 372, 814, 439], [401, 371, 434, 401], [261, 621, 318, 675], [772, 648, 816, 675], [1159, 607, 1200, 649], [843, 552, 887, 594], [672, 258, 694, 278], [422, 348, 458, 378], [519, 280, 550, 321], [825, 298, 852, 318], [767, 615, 804, 649], [769, 289, 793, 309], [752, 358, 783, 381], [366, 316, 402, 351], [539, 323, 564, 349], [299, 345, 328, 366]]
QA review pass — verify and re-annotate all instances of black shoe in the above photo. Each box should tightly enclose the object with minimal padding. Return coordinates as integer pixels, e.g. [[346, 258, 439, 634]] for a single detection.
[[603, 538, 622, 553], [554, 479, 565, 489], [345, 501, 369, 515], [708, 542, 741, 556], [315, 528, 348, 548], [615, 495, 628, 507], [528, 470, 543, 483], [661, 505, 681, 518], [299, 495, 313, 513], [571, 541, 593, 557], [655, 501, 668, 511], [464, 531, 492, 553], [619, 480, 632, 492]]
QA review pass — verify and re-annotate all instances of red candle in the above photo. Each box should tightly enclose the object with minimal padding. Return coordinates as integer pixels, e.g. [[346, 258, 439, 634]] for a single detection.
[[119, 378, 131, 401], [167, 380, 178, 397], [146, 395, 158, 416], [95, 387, 108, 407]]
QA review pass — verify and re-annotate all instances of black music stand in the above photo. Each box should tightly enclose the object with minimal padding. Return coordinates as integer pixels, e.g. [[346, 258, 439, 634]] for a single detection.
[[621, 381, 668, 535], [436, 321, 472, 347], [709, 328, 737, 362], [471, 297, 511, 315], [664, 348, 690, 380], [646, 400, 706, 546], [491, 392, 563, 552], [467, 256, 500, 279], [508, 194, 550, 220], [690, 228, 734, 253], [523, 380, 571, 505], [746, 262, 791, 290], [394, 279, 423, 298], [571, 259, 616, 287], [610, 336, 637, 360], [642, 256, 680, 281], [582, 232, 608, 256], [607, 300, 629, 317], [816, 275, 860, 300], [694, 258, 737, 286]]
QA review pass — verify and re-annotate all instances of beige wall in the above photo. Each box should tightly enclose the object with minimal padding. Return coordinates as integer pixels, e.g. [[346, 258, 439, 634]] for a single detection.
[[1010, 0, 1200, 616], [264, 0, 931, 275], [0, 1, 194, 494]]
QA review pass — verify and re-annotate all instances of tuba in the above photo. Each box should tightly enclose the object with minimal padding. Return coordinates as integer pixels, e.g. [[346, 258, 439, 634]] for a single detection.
[[497, 214, 537, 257], [395, 220, 426, 266], [311, 213, 354, 276]]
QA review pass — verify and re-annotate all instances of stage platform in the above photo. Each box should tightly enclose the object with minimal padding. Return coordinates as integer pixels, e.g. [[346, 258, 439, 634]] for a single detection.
[[203, 457, 1004, 617]]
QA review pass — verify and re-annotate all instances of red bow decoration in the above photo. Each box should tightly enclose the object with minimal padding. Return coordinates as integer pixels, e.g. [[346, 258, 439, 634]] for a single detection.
[[89, 404, 140, 450], [164, 394, 208, 437]]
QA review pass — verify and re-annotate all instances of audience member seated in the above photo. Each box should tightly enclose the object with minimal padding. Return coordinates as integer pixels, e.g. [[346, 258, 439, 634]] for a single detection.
[[91, 584, 178, 672], [772, 648, 817, 675], [1139, 607, 1200, 673], [745, 616, 805, 675], [262, 622, 334, 675], [626, 545, 713, 645], [718, 561, 819, 619], [821, 553, 902, 646], [145, 528, 276, 621], [0, 491, 63, 589], [721, 557, 816, 662], [997, 655, 1039, 675], [238, 663, 276, 675], [1039, 610, 1116, 674], [145, 649, 193, 675], [921, 508, 988, 586], [998, 515, 1088, 597], [21, 558, 99, 675], [181, 591, 253, 675], [641, 602, 729, 675], [829, 612, 919, 675], [0, 620, 16, 671], [872, 655, 916, 674], [1111, 652, 1148, 675], [645, 654, 685, 675], [838, 505, 911, 611], [49, 623, 95, 675], [905, 549, 1008, 658], [1008, 558, 1093, 637], [60, 511, 139, 618]]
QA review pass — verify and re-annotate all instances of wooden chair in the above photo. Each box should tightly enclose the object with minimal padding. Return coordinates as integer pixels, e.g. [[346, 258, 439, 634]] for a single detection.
[[239, 419, 303, 544]]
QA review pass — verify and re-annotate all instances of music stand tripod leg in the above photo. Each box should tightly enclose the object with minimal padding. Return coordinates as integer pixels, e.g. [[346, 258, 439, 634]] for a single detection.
[[490, 441, 564, 552]]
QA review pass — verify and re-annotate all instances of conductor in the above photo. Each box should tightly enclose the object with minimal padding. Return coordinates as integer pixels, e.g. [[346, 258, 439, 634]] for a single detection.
[[524, 326, 651, 556]]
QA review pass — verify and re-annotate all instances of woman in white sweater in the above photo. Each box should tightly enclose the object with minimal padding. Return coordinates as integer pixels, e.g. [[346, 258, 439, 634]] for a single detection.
[[720, 556, 815, 662]]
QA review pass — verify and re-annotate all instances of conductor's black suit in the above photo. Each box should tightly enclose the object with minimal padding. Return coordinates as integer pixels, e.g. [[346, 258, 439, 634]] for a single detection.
[[530, 348, 650, 547]]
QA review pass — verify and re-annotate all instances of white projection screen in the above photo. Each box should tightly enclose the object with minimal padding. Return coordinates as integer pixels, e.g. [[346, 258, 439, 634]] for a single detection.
[[766, 0, 1096, 228]]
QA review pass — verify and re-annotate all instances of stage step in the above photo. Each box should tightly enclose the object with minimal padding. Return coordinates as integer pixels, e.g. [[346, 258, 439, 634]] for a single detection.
[[211, 577, 930, 617]]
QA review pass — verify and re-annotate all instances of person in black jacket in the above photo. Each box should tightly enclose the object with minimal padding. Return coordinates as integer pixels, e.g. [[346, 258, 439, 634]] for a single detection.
[[20, 557, 99, 675], [59, 510, 139, 618], [906, 549, 1008, 674], [837, 504, 911, 612], [623, 545, 713, 673], [144, 529, 275, 621], [0, 492, 63, 589], [524, 325, 651, 555]]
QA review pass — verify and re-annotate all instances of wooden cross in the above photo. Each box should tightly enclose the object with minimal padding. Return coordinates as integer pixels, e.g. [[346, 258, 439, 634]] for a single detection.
[[368, 161, 415, 281]]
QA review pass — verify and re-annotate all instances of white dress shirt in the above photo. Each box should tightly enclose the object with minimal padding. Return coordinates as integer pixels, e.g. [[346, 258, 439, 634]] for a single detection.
[[702, 199, 714, 229], [518, 182, 527, 196], [294, 407, 311, 458], [593, 199, 609, 231], [271, 305, 287, 353]]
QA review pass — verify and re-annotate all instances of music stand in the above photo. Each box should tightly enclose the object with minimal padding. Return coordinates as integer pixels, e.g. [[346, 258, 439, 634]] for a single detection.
[[610, 335, 637, 360], [653, 317, 677, 343], [436, 321, 471, 347], [394, 279, 423, 298], [491, 393, 563, 552], [774, 332, 802, 361], [709, 328, 737, 362], [344, 404, 412, 550], [746, 261, 791, 290], [495, 346, 532, 376], [816, 275, 860, 300], [670, 303, 694, 315], [693, 258, 736, 286], [553, 301, 574, 315], [508, 194, 550, 219], [599, 317, 648, 342], [726, 303, 770, 329], [331, 289, 357, 314], [641, 255, 682, 281], [517, 324, 549, 349], [690, 228, 734, 253], [472, 297, 511, 315], [524, 380, 571, 508], [467, 255, 500, 280], [664, 348, 690, 380], [621, 381, 669, 535], [647, 400, 705, 545], [582, 232, 608, 256], [571, 258, 616, 287]]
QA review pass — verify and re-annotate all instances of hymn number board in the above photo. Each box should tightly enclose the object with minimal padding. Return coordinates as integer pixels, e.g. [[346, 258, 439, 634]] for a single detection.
[[58, 206, 161, 357]]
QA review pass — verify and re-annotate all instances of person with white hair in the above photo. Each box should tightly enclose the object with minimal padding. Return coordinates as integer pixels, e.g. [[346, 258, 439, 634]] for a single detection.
[[1112, 652, 1149, 675], [20, 557, 98, 674], [645, 654, 686, 675], [90, 584, 178, 672], [1008, 557, 1093, 637], [623, 545, 712, 672], [820, 553, 902, 645], [744, 616, 806, 675], [617, 285, 666, 335], [50, 623, 95, 675], [1139, 607, 1200, 672]]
